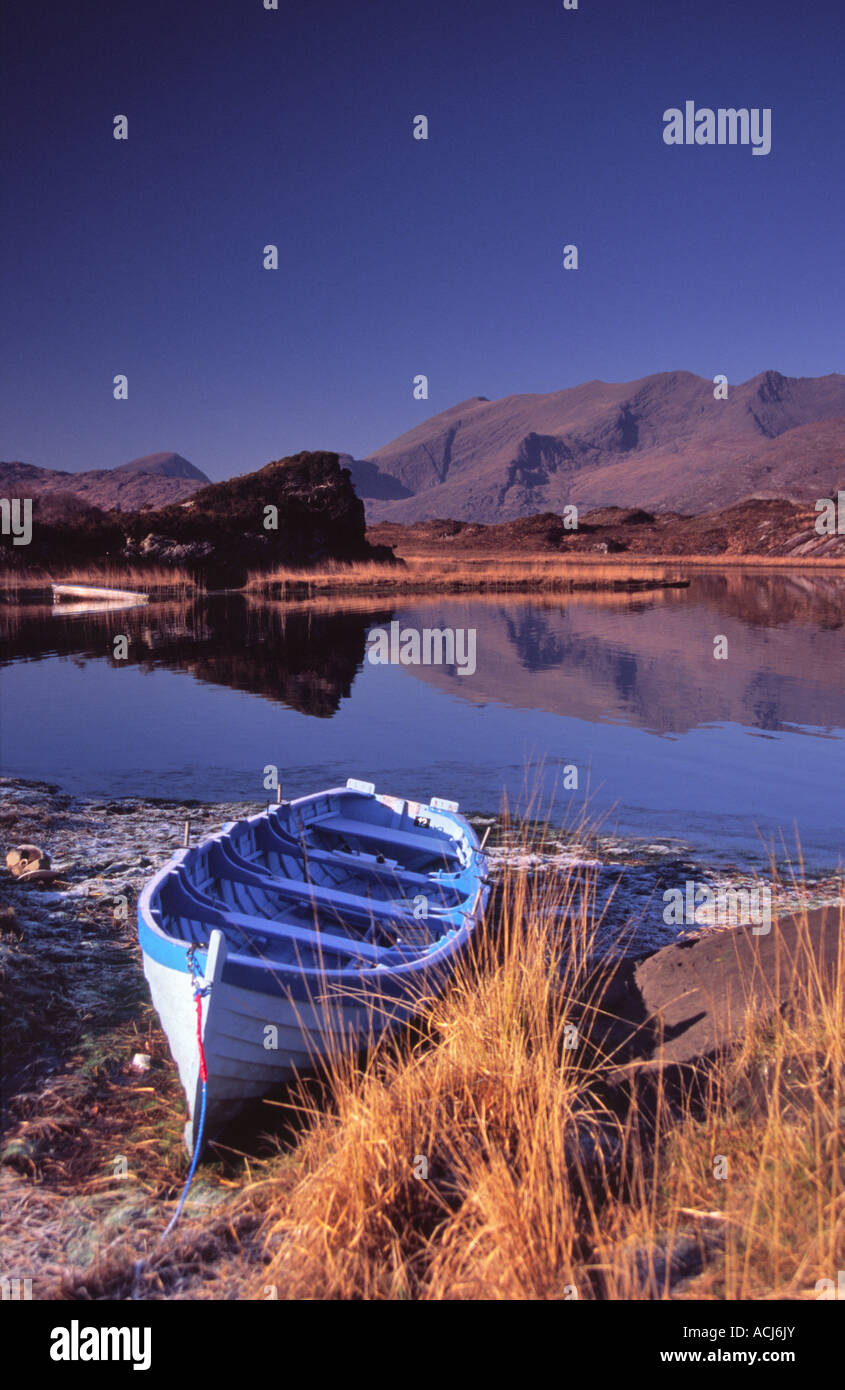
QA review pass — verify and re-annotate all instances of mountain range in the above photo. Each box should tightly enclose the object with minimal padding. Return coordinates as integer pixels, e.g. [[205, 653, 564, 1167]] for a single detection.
[[347, 370, 845, 522], [3, 371, 844, 526], [0, 453, 209, 512]]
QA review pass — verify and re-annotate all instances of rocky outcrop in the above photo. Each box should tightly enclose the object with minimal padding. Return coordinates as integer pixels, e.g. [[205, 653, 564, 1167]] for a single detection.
[[591, 904, 842, 1076], [0, 451, 395, 587], [0, 493, 126, 572], [122, 451, 391, 588]]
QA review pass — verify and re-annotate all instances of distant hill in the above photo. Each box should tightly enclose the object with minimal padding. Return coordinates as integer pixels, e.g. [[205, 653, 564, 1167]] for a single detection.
[[0, 452, 210, 512], [112, 452, 209, 481], [352, 371, 845, 522]]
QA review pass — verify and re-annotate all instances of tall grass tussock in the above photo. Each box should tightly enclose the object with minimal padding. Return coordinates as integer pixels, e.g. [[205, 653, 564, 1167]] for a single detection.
[[235, 816, 843, 1301]]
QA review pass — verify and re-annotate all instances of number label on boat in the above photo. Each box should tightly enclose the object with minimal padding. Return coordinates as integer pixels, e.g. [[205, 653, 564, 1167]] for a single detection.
[[430, 797, 459, 813], [346, 778, 376, 795]]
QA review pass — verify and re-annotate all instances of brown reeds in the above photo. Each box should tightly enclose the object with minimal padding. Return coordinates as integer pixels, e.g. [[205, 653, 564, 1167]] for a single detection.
[[246, 553, 845, 600]]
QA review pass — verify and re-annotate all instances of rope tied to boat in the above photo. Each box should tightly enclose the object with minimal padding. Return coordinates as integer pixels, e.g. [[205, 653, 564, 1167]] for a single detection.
[[159, 947, 211, 1243]]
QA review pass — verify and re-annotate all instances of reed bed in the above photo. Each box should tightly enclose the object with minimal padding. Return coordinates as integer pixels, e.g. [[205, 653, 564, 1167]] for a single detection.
[[244, 587, 691, 621], [247, 553, 845, 600], [247, 557, 689, 598], [5, 554, 842, 605], [389, 551, 845, 571]]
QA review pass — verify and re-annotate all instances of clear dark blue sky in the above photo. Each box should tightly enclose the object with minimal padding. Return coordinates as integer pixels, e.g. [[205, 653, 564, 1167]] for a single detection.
[[2, 0, 843, 479]]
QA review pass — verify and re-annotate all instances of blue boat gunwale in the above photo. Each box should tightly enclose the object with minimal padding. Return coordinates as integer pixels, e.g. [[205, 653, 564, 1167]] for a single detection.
[[138, 786, 489, 991]]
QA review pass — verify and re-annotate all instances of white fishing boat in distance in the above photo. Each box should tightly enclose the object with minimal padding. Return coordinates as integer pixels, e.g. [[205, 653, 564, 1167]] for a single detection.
[[52, 582, 149, 603]]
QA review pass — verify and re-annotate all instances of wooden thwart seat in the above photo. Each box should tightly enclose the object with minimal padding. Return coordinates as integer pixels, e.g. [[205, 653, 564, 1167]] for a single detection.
[[167, 867, 389, 963], [311, 815, 459, 863], [206, 840, 413, 924]]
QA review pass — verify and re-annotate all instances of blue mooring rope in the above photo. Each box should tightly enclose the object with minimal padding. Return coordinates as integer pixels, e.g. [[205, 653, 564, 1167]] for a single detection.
[[160, 971, 210, 1243]]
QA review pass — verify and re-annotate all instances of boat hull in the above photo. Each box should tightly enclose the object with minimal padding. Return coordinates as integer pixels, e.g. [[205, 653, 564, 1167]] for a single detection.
[[142, 928, 439, 1145], [138, 784, 489, 1152]]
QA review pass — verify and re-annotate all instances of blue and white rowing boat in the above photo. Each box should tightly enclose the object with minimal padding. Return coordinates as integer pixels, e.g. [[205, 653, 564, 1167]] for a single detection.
[[138, 780, 490, 1154]]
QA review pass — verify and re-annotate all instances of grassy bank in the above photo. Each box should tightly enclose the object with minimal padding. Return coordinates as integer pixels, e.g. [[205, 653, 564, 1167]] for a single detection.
[[247, 556, 692, 598], [6, 807, 837, 1302], [247, 554, 845, 600], [238, 842, 843, 1301], [4, 553, 844, 604]]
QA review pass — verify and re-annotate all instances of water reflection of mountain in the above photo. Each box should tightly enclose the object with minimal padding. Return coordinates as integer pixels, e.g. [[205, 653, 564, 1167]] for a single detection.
[[393, 575, 845, 735], [3, 573, 844, 735], [0, 596, 392, 719]]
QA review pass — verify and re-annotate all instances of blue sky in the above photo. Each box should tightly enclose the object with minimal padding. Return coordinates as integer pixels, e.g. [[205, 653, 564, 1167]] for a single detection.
[[2, 0, 843, 479]]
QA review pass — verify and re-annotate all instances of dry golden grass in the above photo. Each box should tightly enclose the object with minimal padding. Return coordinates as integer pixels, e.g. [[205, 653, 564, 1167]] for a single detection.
[[632, 905, 845, 1301], [247, 553, 845, 600], [233, 822, 844, 1302], [245, 587, 691, 620], [247, 556, 687, 597], [390, 549, 845, 571]]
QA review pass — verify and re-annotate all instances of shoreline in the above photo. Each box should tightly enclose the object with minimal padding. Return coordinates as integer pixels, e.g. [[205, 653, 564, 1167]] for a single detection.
[[1, 775, 841, 1300], [4, 552, 845, 606]]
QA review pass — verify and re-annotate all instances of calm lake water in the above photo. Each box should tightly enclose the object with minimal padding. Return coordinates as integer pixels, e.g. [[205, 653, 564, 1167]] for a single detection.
[[2, 572, 844, 874]]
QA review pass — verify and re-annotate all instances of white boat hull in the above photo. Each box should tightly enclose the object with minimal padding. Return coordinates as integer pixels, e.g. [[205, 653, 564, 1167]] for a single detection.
[[138, 784, 489, 1153], [143, 929, 419, 1146]]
